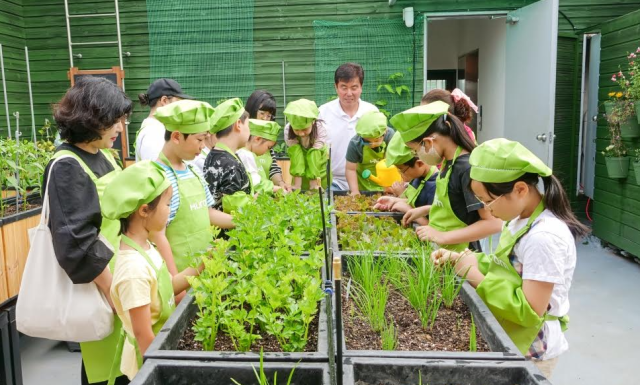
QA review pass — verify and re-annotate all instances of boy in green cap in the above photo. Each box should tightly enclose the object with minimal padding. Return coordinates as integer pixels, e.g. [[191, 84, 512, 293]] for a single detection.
[[102, 161, 203, 381], [284, 98, 328, 190], [153, 100, 233, 278], [204, 98, 253, 213], [345, 111, 395, 195], [237, 119, 285, 195], [373, 132, 438, 219], [432, 138, 589, 378]]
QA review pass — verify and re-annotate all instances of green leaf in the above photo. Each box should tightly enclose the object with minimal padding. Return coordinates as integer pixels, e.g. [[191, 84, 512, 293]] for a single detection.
[[383, 84, 395, 94], [375, 100, 387, 107]]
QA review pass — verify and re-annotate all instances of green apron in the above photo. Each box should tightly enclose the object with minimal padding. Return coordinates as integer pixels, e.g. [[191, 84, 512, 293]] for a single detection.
[[107, 236, 176, 384], [476, 201, 569, 354], [53, 149, 125, 383], [159, 152, 212, 271], [256, 151, 273, 181], [287, 144, 329, 190], [252, 152, 275, 195], [428, 147, 469, 252], [401, 166, 437, 208], [215, 143, 254, 213], [356, 142, 386, 192]]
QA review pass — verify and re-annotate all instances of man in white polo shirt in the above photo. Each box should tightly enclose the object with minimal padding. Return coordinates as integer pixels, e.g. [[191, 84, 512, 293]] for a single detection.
[[318, 63, 378, 190]]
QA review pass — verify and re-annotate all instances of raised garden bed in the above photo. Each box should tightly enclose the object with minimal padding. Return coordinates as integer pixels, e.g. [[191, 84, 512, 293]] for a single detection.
[[331, 191, 384, 213], [131, 359, 331, 385], [331, 212, 415, 254], [343, 357, 551, 385], [335, 253, 522, 361]]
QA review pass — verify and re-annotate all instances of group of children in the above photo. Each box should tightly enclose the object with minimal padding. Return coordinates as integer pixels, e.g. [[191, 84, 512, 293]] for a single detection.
[[48, 76, 586, 383]]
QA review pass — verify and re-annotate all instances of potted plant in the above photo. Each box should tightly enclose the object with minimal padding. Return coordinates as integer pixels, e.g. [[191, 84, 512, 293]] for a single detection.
[[625, 47, 640, 124], [607, 70, 640, 138], [601, 128, 629, 179], [633, 148, 640, 183]]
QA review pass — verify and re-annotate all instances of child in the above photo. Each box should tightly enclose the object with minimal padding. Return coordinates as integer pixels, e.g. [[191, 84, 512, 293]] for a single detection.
[[103, 161, 203, 381], [236, 119, 284, 195], [345, 111, 395, 195], [204, 98, 253, 213], [432, 138, 589, 378], [373, 132, 438, 222], [153, 100, 233, 276], [393, 101, 502, 252], [422, 88, 478, 142], [283, 99, 328, 190], [191, 132, 216, 174]]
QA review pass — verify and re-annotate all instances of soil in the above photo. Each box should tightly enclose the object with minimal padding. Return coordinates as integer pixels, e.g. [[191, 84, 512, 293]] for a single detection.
[[342, 281, 489, 352], [177, 307, 320, 353], [334, 194, 383, 212], [1, 199, 42, 218]]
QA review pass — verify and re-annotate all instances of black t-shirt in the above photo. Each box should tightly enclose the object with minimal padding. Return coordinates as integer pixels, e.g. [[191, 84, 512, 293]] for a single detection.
[[411, 172, 438, 207], [203, 147, 252, 212], [439, 153, 483, 226]]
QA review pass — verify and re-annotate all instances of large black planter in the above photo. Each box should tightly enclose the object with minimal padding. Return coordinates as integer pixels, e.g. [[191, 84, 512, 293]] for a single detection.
[[0, 298, 22, 385], [145, 292, 330, 363], [343, 357, 551, 385], [336, 253, 522, 361], [131, 359, 331, 385]]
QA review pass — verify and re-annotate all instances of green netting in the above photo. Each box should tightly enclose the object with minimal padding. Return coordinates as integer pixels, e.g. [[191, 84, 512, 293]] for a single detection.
[[313, 17, 424, 118], [146, 0, 255, 105]]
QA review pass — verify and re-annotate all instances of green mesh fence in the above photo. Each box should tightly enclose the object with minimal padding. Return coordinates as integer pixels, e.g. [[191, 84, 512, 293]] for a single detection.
[[313, 17, 424, 118], [146, 0, 255, 105]]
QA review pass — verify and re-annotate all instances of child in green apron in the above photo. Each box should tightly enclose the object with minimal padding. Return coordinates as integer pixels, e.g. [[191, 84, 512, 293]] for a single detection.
[[237, 119, 284, 195], [345, 111, 395, 195], [392, 101, 502, 252], [102, 161, 203, 382], [204, 98, 255, 214], [432, 138, 589, 378], [373, 132, 438, 221], [283, 99, 329, 190], [152, 100, 234, 279]]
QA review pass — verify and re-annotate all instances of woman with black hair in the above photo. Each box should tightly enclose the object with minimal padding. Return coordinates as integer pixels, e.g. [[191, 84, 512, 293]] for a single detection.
[[135, 79, 193, 162], [43, 77, 133, 385], [245, 90, 291, 191]]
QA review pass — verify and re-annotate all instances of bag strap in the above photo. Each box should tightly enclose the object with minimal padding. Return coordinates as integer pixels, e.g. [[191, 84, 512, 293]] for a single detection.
[[41, 155, 78, 227]]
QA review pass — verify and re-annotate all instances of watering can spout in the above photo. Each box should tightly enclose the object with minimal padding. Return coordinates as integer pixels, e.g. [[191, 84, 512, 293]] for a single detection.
[[361, 159, 402, 187]]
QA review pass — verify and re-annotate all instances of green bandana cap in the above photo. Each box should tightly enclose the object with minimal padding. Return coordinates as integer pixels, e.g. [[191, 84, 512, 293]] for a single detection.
[[210, 98, 245, 134], [356, 111, 388, 138], [155, 100, 215, 134], [390, 101, 450, 142], [283, 99, 319, 130], [469, 138, 552, 183], [249, 119, 282, 142], [385, 132, 415, 167]]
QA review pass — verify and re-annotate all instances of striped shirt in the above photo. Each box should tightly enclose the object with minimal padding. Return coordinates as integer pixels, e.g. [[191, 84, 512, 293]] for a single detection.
[[156, 161, 215, 225]]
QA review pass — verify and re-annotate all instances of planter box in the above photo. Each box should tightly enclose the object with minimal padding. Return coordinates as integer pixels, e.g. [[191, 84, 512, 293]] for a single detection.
[[620, 117, 640, 138], [145, 291, 330, 363], [604, 156, 630, 179], [331, 190, 386, 213], [335, 254, 523, 361], [0, 298, 23, 385], [131, 359, 331, 385], [343, 357, 551, 385]]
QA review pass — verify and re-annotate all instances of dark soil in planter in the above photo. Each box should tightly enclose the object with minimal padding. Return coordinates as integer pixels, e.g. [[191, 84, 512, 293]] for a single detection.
[[342, 282, 489, 352], [176, 309, 320, 353], [334, 194, 383, 212]]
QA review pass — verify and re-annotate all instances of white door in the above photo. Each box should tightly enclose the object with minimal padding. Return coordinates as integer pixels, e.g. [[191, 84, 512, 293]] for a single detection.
[[504, 0, 559, 166]]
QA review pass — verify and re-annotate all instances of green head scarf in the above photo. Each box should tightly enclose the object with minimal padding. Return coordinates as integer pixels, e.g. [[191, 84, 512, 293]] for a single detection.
[[102, 161, 171, 220], [155, 100, 215, 134], [385, 132, 415, 167], [469, 138, 552, 183], [356, 111, 388, 138], [249, 119, 282, 142], [210, 98, 245, 134], [283, 99, 319, 130], [390, 101, 450, 143]]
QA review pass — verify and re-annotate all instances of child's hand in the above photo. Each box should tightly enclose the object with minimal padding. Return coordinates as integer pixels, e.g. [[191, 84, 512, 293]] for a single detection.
[[373, 196, 397, 211], [349, 190, 360, 196], [416, 225, 446, 244], [431, 249, 461, 266], [390, 200, 412, 214], [402, 207, 424, 227], [390, 181, 407, 197]]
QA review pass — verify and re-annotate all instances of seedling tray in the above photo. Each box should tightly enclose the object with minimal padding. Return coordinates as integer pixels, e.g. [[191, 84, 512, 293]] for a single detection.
[[145, 292, 331, 363], [131, 359, 331, 385], [343, 357, 550, 385], [331, 190, 397, 215], [331, 212, 416, 255]]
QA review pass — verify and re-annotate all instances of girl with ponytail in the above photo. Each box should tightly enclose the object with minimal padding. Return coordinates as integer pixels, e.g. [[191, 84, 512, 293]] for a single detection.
[[422, 88, 478, 142], [391, 101, 502, 252], [431, 138, 588, 378]]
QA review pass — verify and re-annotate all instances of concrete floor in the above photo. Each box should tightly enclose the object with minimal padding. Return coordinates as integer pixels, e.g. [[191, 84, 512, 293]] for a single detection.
[[17, 239, 640, 385]]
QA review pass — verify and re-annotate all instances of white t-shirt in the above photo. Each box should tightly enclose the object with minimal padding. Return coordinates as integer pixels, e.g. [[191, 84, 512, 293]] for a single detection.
[[135, 117, 166, 162], [508, 209, 576, 360], [237, 148, 261, 187], [191, 147, 210, 175], [318, 98, 378, 190]]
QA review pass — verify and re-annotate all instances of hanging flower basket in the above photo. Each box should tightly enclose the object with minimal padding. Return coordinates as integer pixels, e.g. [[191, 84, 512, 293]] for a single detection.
[[604, 156, 630, 179], [620, 116, 640, 138], [605, 100, 615, 116], [635, 101, 640, 125]]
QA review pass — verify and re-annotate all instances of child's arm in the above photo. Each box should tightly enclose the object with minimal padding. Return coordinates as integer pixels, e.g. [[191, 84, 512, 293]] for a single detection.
[[150, 229, 178, 276], [522, 280, 555, 317], [416, 207, 502, 245], [129, 305, 155, 356], [345, 161, 360, 195], [209, 208, 234, 229], [312, 121, 328, 150], [172, 264, 204, 295], [401, 205, 431, 226]]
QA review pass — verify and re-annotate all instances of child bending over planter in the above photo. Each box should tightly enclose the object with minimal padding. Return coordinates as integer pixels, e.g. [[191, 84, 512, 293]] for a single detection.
[[431, 138, 589, 378], [394, 101, 502, 252], [283, 99, 328, 190], [373, 132, 438, 222], [345, 111, 395, 195], [103, 161, 204, 382]]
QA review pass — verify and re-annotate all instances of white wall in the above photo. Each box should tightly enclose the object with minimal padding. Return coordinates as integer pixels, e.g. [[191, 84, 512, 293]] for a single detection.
[[426, 18, 506, 142]]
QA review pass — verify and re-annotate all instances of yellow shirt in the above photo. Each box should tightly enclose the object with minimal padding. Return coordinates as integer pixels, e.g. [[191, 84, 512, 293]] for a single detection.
[[110, 243, 164, 380]]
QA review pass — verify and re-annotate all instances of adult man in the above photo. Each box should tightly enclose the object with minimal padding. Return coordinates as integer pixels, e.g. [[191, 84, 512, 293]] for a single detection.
[[318, 62, 379, 190]]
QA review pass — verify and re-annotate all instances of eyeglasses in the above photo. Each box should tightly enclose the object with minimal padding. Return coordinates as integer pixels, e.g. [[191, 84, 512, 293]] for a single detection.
[[398, 165, 410, 175], [475, 194, 504, 208]]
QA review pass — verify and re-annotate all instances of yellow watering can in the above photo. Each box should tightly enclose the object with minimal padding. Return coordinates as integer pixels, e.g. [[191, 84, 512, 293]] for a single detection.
[[361, 159, 403, 188]]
